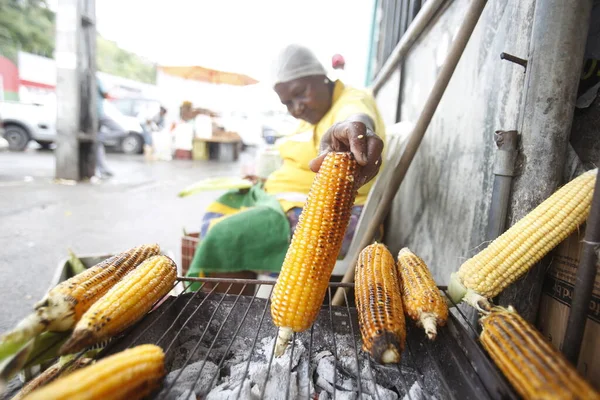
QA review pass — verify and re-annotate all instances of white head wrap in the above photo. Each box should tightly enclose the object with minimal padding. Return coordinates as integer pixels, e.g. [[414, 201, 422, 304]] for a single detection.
[[271, 44, 327, 86]]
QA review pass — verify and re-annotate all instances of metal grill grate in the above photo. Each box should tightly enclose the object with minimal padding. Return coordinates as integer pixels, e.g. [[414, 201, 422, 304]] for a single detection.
[[91, 277, 517, 400], [4, 277, 518, 400]]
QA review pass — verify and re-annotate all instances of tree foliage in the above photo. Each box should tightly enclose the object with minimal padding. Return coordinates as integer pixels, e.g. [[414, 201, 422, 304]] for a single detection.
[[0, 0, 156, 84]]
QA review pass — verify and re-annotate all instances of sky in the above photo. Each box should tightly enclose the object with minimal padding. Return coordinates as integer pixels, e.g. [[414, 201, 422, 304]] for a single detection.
[[92, 0, 376, 85]]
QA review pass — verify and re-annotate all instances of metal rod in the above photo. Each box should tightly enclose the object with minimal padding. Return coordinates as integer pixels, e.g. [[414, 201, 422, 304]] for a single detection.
[[129, 281, 199, 347], [366, 355, 382, 400], [562, 172, 600, 363], [206, 288, 259, 392], [158, 284, 217, 350], [327, 287, 338, 399], [396, 364, 413, 400], [161, 284, 233, 398], [190, 285, 248, 397], [236, 289, 272, 400], [333, 0, 488, 306], [342, 289, 363, 398], [307, 324, 315, 399], [179, 276, 355, 287], [285, 333, 296, 400], [260, 332, 279, 400], [371, 0, 446, 93], [499, 52, 527, 68]]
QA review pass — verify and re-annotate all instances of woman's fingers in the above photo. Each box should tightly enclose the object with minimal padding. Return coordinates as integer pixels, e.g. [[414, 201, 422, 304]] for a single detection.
[[310, 120, 384, 188]]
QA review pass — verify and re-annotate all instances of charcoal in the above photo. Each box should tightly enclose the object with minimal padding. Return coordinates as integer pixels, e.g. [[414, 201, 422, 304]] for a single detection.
[[158, 360, 219, 399], [206, 379, 254, 400]]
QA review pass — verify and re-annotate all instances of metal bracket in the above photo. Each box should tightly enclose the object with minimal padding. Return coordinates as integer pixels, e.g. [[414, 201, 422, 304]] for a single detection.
[[492, 130, 519, 177], [500, 52, 528, 69]]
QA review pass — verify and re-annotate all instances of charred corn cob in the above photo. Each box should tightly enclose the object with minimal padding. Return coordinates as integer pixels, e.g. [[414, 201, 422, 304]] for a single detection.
[[0, 244, 159, 361], [12, 357, 92, 400], [480, 307, 600, 400], [60, 255, 177, 355], [23, 344, 165, 400], [271, 152, 358, 356], [397, 248, 448, 340], [355, 243, 406, 364], [448, 169, 597, 310]]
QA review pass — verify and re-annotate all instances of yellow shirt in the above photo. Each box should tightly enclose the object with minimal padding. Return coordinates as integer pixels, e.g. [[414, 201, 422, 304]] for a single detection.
[[264, 80, 386, 211]]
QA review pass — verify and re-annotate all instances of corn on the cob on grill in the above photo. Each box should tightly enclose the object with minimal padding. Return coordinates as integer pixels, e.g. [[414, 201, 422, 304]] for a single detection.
[[60, 255, 177, 355], [12, 357, 92, 400], [355, 243, 406, 364], [23, 344, 165, 400], [0, 244, 159, 361], [271, 152, 358, 356], [448, 169, 597, 310], [397, 248, 448, 340], [480, 306, 600, 400]]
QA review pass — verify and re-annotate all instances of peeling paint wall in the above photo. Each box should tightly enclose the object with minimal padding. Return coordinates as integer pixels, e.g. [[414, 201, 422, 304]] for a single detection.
[[377, 0, 536, 284]]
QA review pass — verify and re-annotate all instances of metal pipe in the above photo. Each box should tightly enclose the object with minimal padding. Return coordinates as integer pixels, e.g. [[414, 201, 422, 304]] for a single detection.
[[333, 0, 488, 306], [466, 130, 519, 327], [485, 130, 519, 242], [371, 0, 446, 94], [562, 173, 600, 364]]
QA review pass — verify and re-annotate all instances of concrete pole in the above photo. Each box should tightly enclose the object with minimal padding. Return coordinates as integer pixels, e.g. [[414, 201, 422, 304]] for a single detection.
[[497, 0, 593, 322], [55, 0, 97, 181]]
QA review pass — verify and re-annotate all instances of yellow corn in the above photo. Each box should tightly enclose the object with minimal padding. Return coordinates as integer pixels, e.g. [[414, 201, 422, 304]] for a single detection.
[[12, 358, 92, 400], [448, 169, 597, 309], [355, 243, 406, 364], [0, 244, 159, 361], [23, 344, 165, 400], [397, 248, 448, 340], [480, 307, 599, 400], [60, 255, 177, 355], [271, 152, 358, 356]]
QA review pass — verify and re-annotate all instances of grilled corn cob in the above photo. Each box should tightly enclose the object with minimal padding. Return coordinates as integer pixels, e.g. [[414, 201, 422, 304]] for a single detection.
[[0, 244, 159, 361], [60, 255, 177, 355], [480, 306, 600, 400], [356, 243, 406, 364], [23, 344, 165, 400], [271, 152, 358, 356], [397, 248, 448, 340], [448, 169, 597, 310], [12, 357, 92, 400]]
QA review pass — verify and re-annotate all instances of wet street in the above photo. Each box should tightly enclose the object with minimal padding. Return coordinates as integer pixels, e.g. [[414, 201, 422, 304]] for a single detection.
[[0, 148, 250, 331]]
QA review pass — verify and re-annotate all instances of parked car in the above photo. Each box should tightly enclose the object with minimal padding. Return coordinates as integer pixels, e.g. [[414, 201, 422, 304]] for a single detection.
[[0, 113, 8, 151], [0, 100, 145, 154], [102, 100, 146, 154], [0, 101, 56, 151]]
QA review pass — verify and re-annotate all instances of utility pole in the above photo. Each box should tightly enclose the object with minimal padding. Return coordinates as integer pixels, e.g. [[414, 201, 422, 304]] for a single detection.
[[55, 0, 97, 180]]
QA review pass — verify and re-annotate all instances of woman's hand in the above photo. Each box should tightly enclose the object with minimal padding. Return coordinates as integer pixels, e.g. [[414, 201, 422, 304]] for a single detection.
[[309, 119, 384, 188], [243, 175, 266, 185]]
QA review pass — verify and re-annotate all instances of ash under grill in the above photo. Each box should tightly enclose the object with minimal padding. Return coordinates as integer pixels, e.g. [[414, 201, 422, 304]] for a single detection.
[[97, 278, 517, 400]]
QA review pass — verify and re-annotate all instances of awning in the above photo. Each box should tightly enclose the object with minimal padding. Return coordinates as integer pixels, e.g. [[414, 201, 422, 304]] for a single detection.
[[158, 65, 258, 86]]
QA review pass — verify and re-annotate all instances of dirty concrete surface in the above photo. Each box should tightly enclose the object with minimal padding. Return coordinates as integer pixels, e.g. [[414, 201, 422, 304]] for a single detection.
[[0, 148, 253, 331]]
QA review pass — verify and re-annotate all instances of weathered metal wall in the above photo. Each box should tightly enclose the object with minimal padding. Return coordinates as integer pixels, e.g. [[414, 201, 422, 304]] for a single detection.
[[378, 0, 535, 284]]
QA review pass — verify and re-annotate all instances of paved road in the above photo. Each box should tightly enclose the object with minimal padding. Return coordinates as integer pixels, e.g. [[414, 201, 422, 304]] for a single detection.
[[0, 148, 251, 331]]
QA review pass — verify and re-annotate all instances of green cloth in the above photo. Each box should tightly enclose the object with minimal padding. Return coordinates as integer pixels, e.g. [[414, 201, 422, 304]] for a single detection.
[[186, 185, 290, 292]]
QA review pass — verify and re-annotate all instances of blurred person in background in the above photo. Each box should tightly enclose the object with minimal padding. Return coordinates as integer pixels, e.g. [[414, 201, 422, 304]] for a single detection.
[[186, 44, 386, 294], [95, 77, 114, 178]]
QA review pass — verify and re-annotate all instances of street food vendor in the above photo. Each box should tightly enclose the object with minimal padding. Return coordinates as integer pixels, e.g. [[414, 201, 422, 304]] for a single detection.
[[186, 44, 386, 292]]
